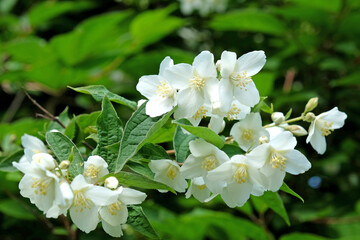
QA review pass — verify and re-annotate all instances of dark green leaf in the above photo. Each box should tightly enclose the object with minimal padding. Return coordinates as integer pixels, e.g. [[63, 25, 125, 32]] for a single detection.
[[280, 232, 328, 240], [0, 199, 36, 220], [114, 103, 175, 172], [48, 107, 71, 132], [221, 144, 244, 158], [280, 182, 304, 203], [69, 85, 137, 110], [127, 205, 159, 239], [173, 126, 197, 163], [172, 119, 224, 149], [258, 191, 290, 226], [46, 131, 83, 177], [0, 150, 23, 172]]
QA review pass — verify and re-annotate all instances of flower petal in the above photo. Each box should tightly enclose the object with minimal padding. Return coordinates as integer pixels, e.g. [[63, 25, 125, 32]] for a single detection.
[[86, 186, 118, 206], [136, 75, 162, 99], [146, 97, 175, 117], [267, 170, 286, 192], [176, 88, 204, 118], [119, 188, 147, 205], [220, 51, 237, 78], [284, 150, 311, 175], [309, 128, 326, 154], [270, 131, 297, 152], [159, 56, 174, 76], [163, 63, 194, 90], [193, 51, 217, 78], [221, 181, 253, 207], [70, 204, 100, 233], [181, 155, 204, 179], [235, 51, 266, 77], [219, 78, 234, 112], [233, 80, 260, 107], [100, 203, 128, 226], [320, 107, 347, 129], [189, 139, 215, 157], [102, 220, 123, 238]]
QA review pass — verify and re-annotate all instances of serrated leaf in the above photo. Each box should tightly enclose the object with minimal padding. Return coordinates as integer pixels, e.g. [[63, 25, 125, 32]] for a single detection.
[[280, 182, 304, 203], [46, 131, 83, 177], [0, 150, 23, 172], [172, 119, 224, 149], [69, 85, 137, 110], [127, 205, 159, 239], [258, 191, 290, 226], [114, 103, 175, 172], [96, 96, 123, 165], [285, 108, 292, 120], [64, 111, 101, 142], [105, 172, 173, 192], [173, 126, 197, 163]]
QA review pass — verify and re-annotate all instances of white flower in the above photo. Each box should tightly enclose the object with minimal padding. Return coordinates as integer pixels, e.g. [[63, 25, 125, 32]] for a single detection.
[[69, 175, 118, 233], [179, 0, 227, 16], [266, 124, 286, 140], [105, 176, 119, 190], [247, 132, 311, 191], [46, 179, 74, 218], [136, 56, 176, 117], [21, 134, 47, 163], [206, 155, 266, 208], [219, 50, 266, 111], [271, 112, 285, 125], [230, 113, 269, 152], [100, 187, 146, 237], [13, 153, 65, 216], [164, 51, 218, 119], [306, 107, 347, 154], [181, 139, 230, 179], [185, 177, 215, 203], [83, 155, 109, 184], [179, 0, 202, 15], [149, 160, 188, 193]]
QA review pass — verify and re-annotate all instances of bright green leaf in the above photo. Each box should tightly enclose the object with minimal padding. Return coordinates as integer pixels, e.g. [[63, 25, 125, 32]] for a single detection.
[[280, 183, 304, 203], [258, 191, 290, 226], [127, 205, 159, 239], [173, 126, 197, 163]]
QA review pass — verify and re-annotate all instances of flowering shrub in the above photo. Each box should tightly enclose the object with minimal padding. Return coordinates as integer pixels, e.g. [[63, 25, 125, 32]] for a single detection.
[[10, 50, 346, 238]]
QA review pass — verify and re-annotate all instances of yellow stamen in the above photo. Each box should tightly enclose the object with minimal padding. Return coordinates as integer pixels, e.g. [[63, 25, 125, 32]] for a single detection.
[[189, 71, 205, 91], [201, 155, 217, 171], [84, 164, 100, 179], [192, 106, 208, 120], [73, 190, 93, 212], [156, 81, 174, 98], [320, 121, 334, 136], [108, 201, 123, 215], [227, 104, 241, 120], [242, 129, 254, 141], [270, 152, 287, 170], [230, 70, 252, 90], [31, 178, 49, 195], [166, 165, 178, 180], [196, 184, 207, 190], [233, 164, 248, 184]]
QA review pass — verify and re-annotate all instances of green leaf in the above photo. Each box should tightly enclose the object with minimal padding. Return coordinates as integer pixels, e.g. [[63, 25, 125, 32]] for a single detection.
[[258, 191, 290, 226], [221, 144, 245, 158], [287, 0, 341, 13], [126, 162, 154, 179], [253, 72, 276, 96], [280, 183, 304, 203], [127, 205, 159, 239], [114, 103, 175, 172], [28, 1, 94, 28], [48, 107, 71, 132], [0, 150, 23, 172], [253, 97, 273, 114], [330, 72, 360, 87], [148, 121, 176, 144], [172, 119, 224, 149], [96, 96, 123, 165], [130, 5, 184, 49], [280, 232, 328, 240], [285, 108, 293, 120], [46, 131, 84, 177], [65, 111, 101, 142], [0, 199, 36, 220], [210, 9, 286, 35], [69, 85, 137, 110], [106, 172, 173, 192], [173, 126, 197, 163], [132, 143, 170, 162]]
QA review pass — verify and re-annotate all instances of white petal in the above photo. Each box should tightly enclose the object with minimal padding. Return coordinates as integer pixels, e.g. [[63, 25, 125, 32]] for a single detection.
[[193, 51, 217, 78], [99, 203, 128, 226], [70, 204, 100, 233], [176, 88, 204, 118], [181, 155, 204, 179], [86, 155, 108, 169], [146, 97, 175, 117], [86, 186, 118, 206], [71, 175, 92, 191], [221, 181, 253, 207], [159, 56, 174, 76], [149, 160, 171, 173], [284, 150, 311, 175], [267, 170, 286, 192], [163, 63, 194, 90], [235, 51, 266, 77], [309, 128, 327, 154], [102, 220, 123, 238], [189, 139, 215, 157], [21, 134, 47, 154], [233, 80, 260, 107], [136, 75, 162, 99], [205, 161, 233, 193], [218, 78, 234, 112], [119, 188, 147, 205], [320, 107, 347, 129], [246, 144, 270, 169], [209, 115, 225, 134], [270, 131, 297, 152], [220, 51, 237, 78], [306, 121, 315, 144]]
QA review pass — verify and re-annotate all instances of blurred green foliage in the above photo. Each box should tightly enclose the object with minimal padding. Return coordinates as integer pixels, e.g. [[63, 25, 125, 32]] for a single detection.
[[0, 0, 359, 239]]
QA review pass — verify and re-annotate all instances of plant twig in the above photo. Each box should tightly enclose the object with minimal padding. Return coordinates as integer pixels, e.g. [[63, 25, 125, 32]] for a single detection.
[[1, 91, 25, 123], [166, 149, 175, 155], [82, 141, 95, 151], [24, 90, 66, 128], [59, 214, 77, 240]]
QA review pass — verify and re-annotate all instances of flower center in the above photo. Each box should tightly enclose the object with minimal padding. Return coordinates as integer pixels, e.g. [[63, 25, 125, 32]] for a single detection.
[[108, 201, 123, 215], [192, 106, 208, 120], [84, 164, 100, 179], [166, 165, 178, 180], [201, 155, 217, 171], [189, 71, 205, 91], [32, 177, 50, 195], [320, 121, 334, 136], [242, 129, 254, 141], [196, 184, 207, 190], [233, 164, 248, 184], [73, 190, 93, 212], [230, 70, 252, 90], [270, 152, 287, 170], [156, 81, 174, 98], [227, 104, 241, 120]]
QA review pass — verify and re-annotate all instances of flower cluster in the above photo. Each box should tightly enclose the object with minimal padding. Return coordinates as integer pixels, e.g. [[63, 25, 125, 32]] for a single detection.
[[137, 50, 347, 207], [178, 0, 227, 16], [13, 135, 146, 237]]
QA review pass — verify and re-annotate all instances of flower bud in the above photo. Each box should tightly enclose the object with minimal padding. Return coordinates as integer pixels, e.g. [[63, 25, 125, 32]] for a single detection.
[[216, 60, 221, 72], [59, 160, 70, 169], [303, 112, 316, 122], [105, 176, 119, 190], [32, 153, 56, 170], [285, 125, 308, 136], [259, 136, 269, 144], [271, 112, 285, 125], [304, 97, 318, 113]]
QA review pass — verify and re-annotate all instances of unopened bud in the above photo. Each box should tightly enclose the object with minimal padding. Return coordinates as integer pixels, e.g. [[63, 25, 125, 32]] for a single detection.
[[259, 136, 269, 144], [304, 97, 318, 113], [271, 112, 285, 125], [137, 99, 146, 108], [303, 112, 316, 122], [59, 160, 70, 169], [285, 125, 308, 136], [216, 60, 221, 72], [105, 176, 119, 190]]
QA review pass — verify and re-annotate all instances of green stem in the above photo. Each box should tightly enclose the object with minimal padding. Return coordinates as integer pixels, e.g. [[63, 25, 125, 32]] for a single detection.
[[264, 116, 303, 128]]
